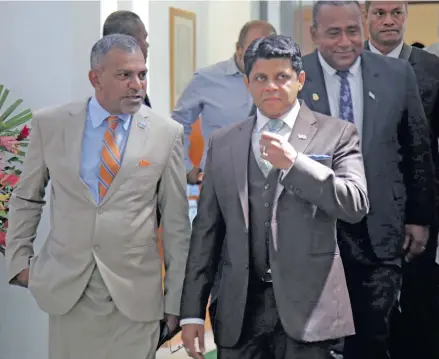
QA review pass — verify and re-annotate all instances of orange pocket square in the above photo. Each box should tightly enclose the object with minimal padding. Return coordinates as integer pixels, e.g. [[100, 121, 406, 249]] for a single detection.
[[139, 159, 151, 167]]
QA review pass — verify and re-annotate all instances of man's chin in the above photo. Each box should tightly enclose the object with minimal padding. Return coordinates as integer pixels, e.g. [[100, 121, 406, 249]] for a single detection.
[[120, 104, 142, 115]]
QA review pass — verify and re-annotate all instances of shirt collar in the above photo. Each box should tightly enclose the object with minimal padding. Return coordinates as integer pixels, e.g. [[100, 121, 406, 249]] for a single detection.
[[368, 40, 403, 59], [318, 51, 362, 77], [88, 96, 131, 130], [225, 55, 243, 76], [256, 100, 300, 132]]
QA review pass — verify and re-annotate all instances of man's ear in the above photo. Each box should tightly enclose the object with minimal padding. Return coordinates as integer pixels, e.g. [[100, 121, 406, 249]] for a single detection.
[[310, 25, 317, 42], [297, 71, 306, 91], [244, 75, 250, 89], [88, 69, 102, 90]]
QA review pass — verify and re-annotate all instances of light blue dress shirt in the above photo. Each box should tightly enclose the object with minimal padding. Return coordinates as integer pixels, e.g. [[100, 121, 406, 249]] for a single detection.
[[171, 56, 253, 171], [80, 97, 132, 204]]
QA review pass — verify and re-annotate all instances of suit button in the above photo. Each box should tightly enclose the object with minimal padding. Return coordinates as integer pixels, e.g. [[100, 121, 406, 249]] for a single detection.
[[98, 208, 103, 214], [93, 245, 101, 251], [265, 184, 270, 190], [107, 295, 112, 302], [264, 203, 269, 207], [245, 265, 249, 269], [265, 222, 270, 227]]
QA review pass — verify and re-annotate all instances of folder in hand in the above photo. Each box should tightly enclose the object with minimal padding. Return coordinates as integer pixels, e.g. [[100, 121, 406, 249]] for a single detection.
[[156, 319, 182, 350]]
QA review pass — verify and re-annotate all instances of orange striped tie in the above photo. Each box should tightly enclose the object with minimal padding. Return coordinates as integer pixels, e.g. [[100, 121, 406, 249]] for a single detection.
[[99, 116, 121, 201]]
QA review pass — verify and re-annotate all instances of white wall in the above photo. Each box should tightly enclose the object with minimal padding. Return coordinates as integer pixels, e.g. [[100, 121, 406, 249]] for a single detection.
[[0, 1, 252, 358]]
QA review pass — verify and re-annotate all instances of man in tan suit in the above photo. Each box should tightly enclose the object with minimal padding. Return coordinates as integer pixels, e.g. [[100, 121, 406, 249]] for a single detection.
[[5, 34, 191, 359]]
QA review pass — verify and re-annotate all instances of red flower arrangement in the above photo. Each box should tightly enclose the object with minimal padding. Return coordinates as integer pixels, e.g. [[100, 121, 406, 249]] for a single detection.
[[0, 85, 32, 255]]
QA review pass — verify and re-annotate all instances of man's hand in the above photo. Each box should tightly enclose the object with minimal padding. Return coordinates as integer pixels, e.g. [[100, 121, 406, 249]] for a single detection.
[[259, 132, 297, 170], [181, 323, 205, 359], [16, 268, 29, 287], [187, 167, 203, 185], [403, 224, 429, 262], [164, 313, 180, 334]]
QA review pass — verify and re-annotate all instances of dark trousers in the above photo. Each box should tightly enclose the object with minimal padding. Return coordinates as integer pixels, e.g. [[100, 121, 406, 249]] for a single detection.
[[342, 262, 401, 359], [390, 228, 439, 359], [217, 281, 331, 359]]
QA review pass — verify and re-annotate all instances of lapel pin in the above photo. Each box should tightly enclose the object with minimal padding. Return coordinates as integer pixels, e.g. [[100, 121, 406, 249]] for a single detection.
[[298, 133, 307, 140], [137, 119, 147, 129], [312, 93, 319, 101], [368, 91, 375, 100]]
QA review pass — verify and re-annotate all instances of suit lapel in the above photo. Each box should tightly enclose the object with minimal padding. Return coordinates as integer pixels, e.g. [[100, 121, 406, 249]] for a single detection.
[[100, 110, 149, 205], [288, 101, 318, 153], [232, 116, 255, 230], [399, 43, 413, 62], [276, 103, 317, 201], [302, 51, 331, 116], [65, 99, 95, 205], [360, 52, 381, 155]]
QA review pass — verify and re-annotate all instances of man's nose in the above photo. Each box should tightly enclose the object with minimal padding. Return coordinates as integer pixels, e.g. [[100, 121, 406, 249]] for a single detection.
[[130, 76, 143, 90], [383, 13, 395, 26], [338, 32, 351, 47]]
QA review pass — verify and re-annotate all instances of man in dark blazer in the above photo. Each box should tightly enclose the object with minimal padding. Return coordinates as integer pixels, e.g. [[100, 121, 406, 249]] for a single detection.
[[364, 2, 439, 358], [103, 10, 152, 108], [179, 35, 369, 359], [298, 2, 435, 359]]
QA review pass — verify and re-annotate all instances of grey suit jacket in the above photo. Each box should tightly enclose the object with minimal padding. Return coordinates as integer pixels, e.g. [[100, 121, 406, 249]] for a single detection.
[[5, 99, 191, 321], [180, 102, 369, 347], [299, 50, 435, 262]]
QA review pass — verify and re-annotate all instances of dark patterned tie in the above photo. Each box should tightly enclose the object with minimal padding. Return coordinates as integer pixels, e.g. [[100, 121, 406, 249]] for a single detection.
[[337, 70, 354, 123]]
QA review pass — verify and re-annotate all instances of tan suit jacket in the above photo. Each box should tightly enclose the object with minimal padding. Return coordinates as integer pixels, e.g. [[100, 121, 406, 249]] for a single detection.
[[5, 99, 191, 322]]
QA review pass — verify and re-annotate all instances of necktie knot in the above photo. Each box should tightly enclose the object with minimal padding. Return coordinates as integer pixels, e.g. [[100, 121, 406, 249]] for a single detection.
[[267, 119, 284, 133], [107, 116, 119, 130], [336, 70, 349, 80]]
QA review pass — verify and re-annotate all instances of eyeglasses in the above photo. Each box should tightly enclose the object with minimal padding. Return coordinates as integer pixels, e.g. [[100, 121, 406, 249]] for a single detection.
[[169, 342, 184, 354]]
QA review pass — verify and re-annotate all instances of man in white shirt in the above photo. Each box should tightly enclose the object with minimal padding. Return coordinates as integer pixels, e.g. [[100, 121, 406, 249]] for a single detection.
[[179, 34, 369, 359]]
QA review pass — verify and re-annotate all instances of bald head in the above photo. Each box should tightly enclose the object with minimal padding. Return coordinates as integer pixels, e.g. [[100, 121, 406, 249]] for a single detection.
[[235, 20, 277, 72]]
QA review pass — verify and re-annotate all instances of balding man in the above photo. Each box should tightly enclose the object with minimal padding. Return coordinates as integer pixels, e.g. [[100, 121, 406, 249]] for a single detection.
[[103, 10, 152, 108], [172, 20, 276, 185]]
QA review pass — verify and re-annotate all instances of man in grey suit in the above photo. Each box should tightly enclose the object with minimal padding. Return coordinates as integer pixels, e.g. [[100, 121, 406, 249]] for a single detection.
[[298, 2, 435, 359], [5, 34, 190, 359], [179, 35, 369, 359]]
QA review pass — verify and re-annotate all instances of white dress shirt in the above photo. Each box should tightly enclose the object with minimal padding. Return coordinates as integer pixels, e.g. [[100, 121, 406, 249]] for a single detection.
[[368, 40, 403, 58], [180, 101, 301, 327], [317, 52, 364, 139]]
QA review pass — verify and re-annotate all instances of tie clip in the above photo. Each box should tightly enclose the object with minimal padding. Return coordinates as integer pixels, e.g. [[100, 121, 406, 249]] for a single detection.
[[298, 133, 307, 140], [368, 91, 375, 100]]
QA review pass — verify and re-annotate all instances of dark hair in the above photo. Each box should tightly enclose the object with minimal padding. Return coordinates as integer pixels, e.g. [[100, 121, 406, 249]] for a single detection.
[[365, 1, 407, 14], [237, 20, 277, 47], [103, 10, 143, 37], [411, 41, 425, 49], [312, 1, 361, 27], [243, 35, 303, 78]]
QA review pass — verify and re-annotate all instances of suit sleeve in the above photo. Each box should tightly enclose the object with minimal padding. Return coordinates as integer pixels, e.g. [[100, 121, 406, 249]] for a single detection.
[[5, 113, 49, 284], [157, 124, 191, 316], [171, 73, 204, 171], [400, 62, 435, 225], [180, 135, 226, 320], [280, 123, 369, 223]]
